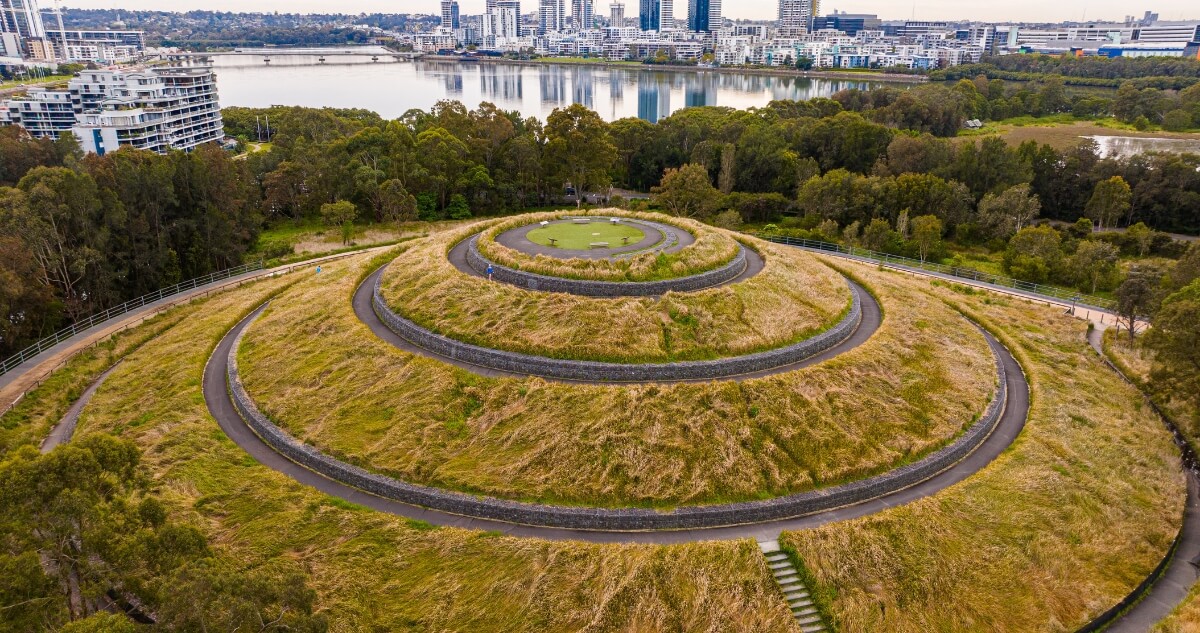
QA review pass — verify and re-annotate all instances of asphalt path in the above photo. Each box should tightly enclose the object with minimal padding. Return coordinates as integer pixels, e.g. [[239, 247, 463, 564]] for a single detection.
[[203, 301, 1029, 544], [447, 234, 766, 292], [1085, 329, 1200, 633], [355, 265, 873, 384]]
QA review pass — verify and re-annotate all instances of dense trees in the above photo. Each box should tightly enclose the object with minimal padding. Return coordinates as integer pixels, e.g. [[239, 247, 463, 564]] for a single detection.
[[0, 435, 326, 631], [0, 144, 259, 355]]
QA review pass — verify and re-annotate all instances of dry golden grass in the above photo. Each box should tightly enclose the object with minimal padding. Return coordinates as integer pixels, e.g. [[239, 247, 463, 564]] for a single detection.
[[780, 267, 1186, 633], [59, 262, 797, 632], [476, 209, 740, 281], [238, 247, 995, 508], [1156, 584, 1200, 633], [1103, 329, 1200, 446], [381, 224, 851, 363]]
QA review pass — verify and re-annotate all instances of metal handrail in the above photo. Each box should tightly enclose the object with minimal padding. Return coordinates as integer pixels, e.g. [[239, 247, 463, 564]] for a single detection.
[[759, 234, 1117, 312], [0, 261, 264, 377]]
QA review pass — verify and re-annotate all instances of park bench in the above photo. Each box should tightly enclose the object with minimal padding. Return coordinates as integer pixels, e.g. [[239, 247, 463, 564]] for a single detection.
[[621, 236, 630, 245], [590, 242, 609, 248], [573, 219, 590, 225]]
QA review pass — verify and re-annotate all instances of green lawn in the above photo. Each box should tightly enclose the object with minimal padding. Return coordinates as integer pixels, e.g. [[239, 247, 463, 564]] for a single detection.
[[526, 221, 648, 250]]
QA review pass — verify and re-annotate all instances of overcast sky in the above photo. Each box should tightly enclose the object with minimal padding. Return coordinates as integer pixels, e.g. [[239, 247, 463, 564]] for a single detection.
[[61, 0, 1198, 24]]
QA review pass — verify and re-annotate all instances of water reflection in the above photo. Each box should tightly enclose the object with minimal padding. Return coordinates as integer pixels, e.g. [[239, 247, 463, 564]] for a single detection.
[[1087, 135, 1200, 159], [210, 53, 901, 122]]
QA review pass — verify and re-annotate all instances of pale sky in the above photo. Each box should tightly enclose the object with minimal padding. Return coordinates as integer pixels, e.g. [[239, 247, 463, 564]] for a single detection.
[[60, 0, 1199, 24]]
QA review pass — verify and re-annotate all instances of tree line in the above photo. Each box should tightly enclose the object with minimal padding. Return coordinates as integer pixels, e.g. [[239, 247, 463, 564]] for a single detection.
[[0, 127, 260, 356]]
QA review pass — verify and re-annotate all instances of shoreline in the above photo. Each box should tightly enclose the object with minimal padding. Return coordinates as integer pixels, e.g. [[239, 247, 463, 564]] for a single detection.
[[422, 55, 929, 83]]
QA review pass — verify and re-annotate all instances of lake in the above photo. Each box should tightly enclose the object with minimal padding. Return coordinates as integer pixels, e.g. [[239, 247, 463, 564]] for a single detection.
[[208, 48, 903, 122], [1087, 135, 1200, 159]]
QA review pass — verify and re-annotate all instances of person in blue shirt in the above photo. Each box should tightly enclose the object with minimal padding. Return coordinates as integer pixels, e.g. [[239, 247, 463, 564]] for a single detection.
[[486, 264, 494, 281]]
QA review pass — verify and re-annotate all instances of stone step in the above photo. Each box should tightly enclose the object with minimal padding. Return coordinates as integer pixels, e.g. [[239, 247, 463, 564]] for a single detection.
[[783, 589, 810, 601], [797, 613, 824, 625], [768, 561, 791, 570], [774, 570, 799, 581], [792, 606, 819, 617], [765, 553, 788, 562], [799, 624, 826, 633]]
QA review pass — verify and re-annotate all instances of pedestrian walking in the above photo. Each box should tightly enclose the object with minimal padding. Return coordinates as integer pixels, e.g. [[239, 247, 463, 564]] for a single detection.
[[486, 264, 494, 281]]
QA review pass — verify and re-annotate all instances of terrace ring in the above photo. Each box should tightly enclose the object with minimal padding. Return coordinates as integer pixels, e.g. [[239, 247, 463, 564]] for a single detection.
[[220, 302, 1013, 532], [372, 263, 864, 383]]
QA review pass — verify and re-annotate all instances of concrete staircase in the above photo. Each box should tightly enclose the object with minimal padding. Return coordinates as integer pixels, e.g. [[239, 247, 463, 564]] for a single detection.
[[760, 540, 829, 633]]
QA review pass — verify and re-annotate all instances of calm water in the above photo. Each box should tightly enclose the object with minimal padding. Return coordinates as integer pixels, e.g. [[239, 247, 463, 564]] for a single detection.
[[1087, 135, 1200, 159], [209, 48, 902, 122]]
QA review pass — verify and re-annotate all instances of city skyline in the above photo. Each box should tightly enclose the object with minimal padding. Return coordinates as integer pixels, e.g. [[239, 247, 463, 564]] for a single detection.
[[47, 0, 1200, 24]]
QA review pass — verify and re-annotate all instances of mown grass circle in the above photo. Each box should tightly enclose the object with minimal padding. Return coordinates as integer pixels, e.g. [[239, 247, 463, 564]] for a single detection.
[[526, 220, 647, 250]]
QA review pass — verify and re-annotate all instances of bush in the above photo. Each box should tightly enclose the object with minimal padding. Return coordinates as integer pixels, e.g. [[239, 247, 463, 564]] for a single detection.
[[712, 209, 742, 230], [1163, 109, 1193, 132]]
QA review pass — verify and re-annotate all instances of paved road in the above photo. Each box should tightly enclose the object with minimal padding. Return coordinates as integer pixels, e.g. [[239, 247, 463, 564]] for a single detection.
[[357, 265, 870, 384], [204, 301, 1028, 543]]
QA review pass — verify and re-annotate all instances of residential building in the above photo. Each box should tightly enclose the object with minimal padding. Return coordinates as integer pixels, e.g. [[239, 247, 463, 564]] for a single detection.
[[572, 0, 594, 29], [0, 0, 44, 42], [687, 0, 720, 33], [44, 28, 146, 62], [1, 63, 224, 155], [441, 0, 461, 29], [639, 0, 660, 31], [610, 2, 624, 27], [778, 0, 818, 35], [539, 0, 564, 34], [811, 12, 879, 36]]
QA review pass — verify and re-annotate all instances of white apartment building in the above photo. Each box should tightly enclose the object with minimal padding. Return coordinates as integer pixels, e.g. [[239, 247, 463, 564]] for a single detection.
[[44, 28, 146, 63], [1, 63, 224, 155]]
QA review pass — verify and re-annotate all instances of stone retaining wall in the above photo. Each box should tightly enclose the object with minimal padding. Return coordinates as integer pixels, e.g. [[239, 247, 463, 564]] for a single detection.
[[227, 309, 1010, 531], [373, 269, 861, 382], [466, 236, 748, 297]]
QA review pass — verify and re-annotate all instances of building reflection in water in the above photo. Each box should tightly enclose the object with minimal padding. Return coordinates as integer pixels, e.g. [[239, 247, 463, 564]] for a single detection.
[[570, 66, 594, 109], [480, 64, 523, 101], [636, 72, 672, 123], [327, 60, 911, 121], [539, 66, 567, 106]]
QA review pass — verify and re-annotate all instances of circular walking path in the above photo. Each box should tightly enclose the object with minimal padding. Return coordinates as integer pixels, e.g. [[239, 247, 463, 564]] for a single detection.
[[358, 265, 873, 384], [201, 291, 1028, 542], [447, 233, 766, 294]]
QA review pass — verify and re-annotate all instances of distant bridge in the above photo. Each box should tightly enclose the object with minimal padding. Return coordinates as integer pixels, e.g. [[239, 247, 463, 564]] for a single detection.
[[171, 49, 424, 63]]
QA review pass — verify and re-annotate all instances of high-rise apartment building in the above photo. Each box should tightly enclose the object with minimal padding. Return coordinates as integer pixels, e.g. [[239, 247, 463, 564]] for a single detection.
[[640, 0, 660, 31], [778, 0, 817, 34], [0, 0, 45, 40], [440, 0, 461, 29], [539, 0, 564, 34], [610, 2, 625, 26], [572, 0, 594, 29], [486, 0, 522, 41], [1, 63, 224, 155], [661, 0, 674, 30], [687, 0, 720, 32]]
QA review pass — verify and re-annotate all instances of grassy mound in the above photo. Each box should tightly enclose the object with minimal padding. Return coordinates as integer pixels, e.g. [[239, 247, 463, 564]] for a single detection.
[[526, 220, 646, 250], [779, 274, 1185, 632], [382, 224, 852, 363], [11, 263, 797, 633], [239, 247, 996, 508], [476, 210, 740, 281]]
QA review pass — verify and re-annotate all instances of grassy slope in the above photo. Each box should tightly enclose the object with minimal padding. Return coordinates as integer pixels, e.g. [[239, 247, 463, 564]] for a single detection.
[[1103, 330, 1200, 633], [383, 226, 852, 363], [50, 262, 799, 632], [239, 248, 994, 508], [780, 269, 1185, 632], [476, 210, 741, 282]]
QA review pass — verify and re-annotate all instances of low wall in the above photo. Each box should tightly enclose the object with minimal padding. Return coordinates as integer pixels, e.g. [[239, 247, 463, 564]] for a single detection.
[[373, 269, 862, 382], [227, 309, 1010, 531], [466, 236, 749, 297]]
